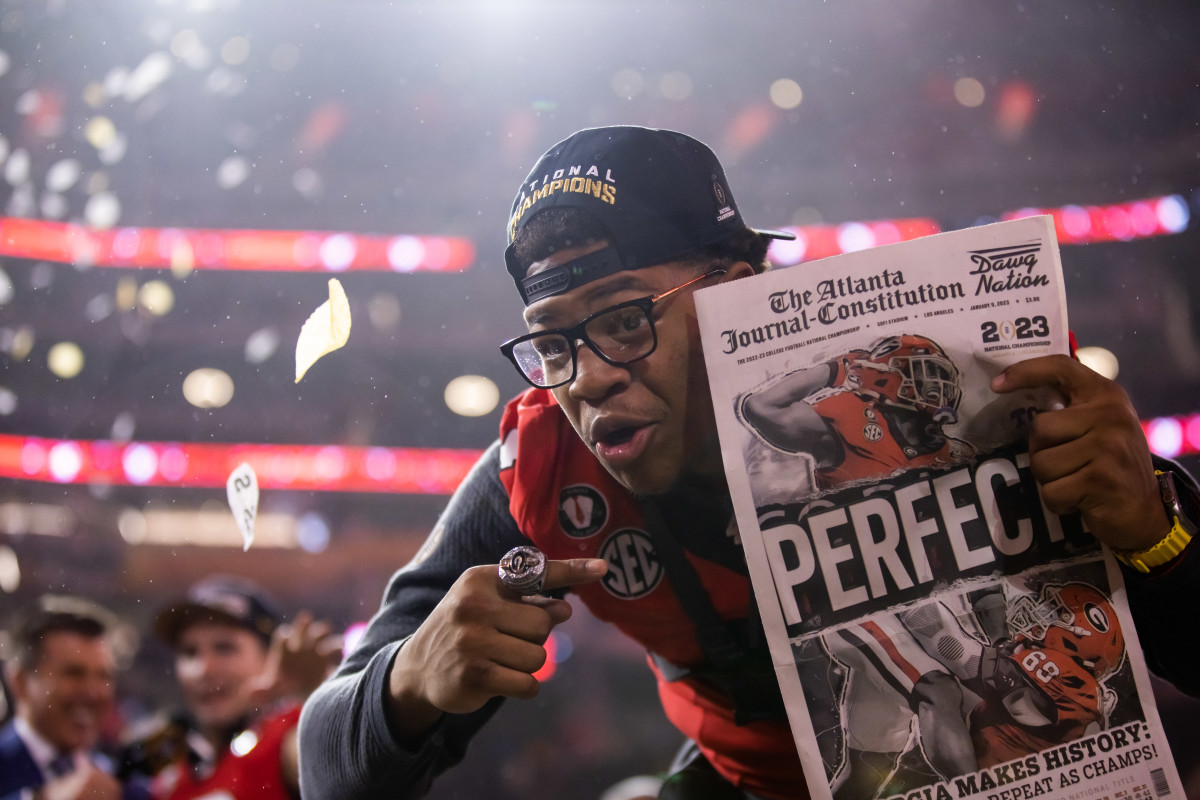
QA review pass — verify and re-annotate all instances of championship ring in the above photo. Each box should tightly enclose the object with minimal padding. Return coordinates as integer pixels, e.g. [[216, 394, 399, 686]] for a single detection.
[[498, 545, 547, 595]]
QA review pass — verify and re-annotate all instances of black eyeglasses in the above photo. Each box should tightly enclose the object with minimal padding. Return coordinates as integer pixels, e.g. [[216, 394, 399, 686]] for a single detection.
[[500, 268, 726, 389]]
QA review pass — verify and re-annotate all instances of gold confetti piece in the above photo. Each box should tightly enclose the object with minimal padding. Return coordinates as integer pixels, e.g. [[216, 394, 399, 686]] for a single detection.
[[295, 278, 351, 383], [226, 462, 259, 552]]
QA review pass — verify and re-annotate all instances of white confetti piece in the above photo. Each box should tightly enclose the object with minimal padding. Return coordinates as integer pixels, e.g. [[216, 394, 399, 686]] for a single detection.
[[295, 277, 351, 382], [226, 462, 259, 551]]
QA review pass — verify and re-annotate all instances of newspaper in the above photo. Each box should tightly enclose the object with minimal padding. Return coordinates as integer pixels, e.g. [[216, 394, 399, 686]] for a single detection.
[[694, 216, 1185, 800]]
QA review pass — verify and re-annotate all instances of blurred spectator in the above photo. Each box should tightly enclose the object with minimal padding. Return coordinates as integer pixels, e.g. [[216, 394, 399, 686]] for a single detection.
[[0, 594, 146, 800], [129, 575, 338, 800]]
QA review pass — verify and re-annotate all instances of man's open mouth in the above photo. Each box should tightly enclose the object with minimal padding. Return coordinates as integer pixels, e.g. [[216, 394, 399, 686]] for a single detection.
[[598, 426, 640, 447]]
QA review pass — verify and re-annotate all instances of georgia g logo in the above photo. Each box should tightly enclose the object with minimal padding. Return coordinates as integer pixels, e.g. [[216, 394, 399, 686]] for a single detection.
[[598, 528, 662, 599], [1084, 602, 1111, 633]]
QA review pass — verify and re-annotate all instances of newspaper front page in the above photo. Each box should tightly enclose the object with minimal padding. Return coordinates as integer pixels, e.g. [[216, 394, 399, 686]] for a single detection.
[[694, 216, 1185, 800]]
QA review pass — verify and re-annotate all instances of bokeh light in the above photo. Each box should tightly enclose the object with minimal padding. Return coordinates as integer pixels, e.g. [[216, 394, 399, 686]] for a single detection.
[[5, 147, 30, 184], [319, 234, 356, 271], [445, 375, 500, 417], [1187, 415, 1200, 453], [84, 116, 117, 150], [0, 386, 16, 416], [836, 222, 876, 253], [1146, 417, 1183, 459], [45, 158, 82, 192], [230, 730, 259, 757], [47, 342, 85, 379], [297, 512, 331, 553], [115, 277, 139, 310], [388, 236, 425, 272], [118, 508, 148, 544], [84, 191, 121, 228], [122, 444, 158, 485], [769, 78, 803, 109], [245, 327, 281, 364], [659, 71, 693, 101], [138, 280, 176, 315], [611, 68, 645, 100], [48, 441, 84, 483], [217, 155, 251, 189], [170, 30, 209, 69], [182, 368, 235, 408], [9, 327, 34, 361], [1157, 195, 1189, 233], [954, 77, 986, 107], [221, 36, 251, 66], [1076, 346, 1119, 380], [0, 546, 20, 593]]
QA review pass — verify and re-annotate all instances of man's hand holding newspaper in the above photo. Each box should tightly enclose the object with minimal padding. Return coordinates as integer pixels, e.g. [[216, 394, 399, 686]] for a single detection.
[[993, 354, 1167, 551]]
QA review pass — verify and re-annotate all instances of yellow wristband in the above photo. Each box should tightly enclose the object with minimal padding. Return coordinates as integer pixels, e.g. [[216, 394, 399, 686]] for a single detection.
[[1113, 516, 1193, 573], [1112, 471, 1196, 574]]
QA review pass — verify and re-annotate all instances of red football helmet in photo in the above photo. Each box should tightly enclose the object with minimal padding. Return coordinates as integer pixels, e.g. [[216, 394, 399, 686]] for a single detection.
[[1007, 582, 1126, 679], [845, 334, 963, 421]]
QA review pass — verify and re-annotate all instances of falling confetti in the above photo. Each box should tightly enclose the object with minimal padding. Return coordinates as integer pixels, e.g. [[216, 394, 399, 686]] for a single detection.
[[295, 277, 351, 382], [226, 462, 259, 551]]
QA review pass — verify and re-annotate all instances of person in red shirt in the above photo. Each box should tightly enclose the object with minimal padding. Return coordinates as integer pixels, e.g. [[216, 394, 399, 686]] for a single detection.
[[296, 125, 1200, 800], [140, 575, 338, 800]]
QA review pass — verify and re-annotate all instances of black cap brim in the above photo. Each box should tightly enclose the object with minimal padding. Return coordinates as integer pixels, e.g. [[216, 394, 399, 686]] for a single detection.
[[153, 603, 274, 647]]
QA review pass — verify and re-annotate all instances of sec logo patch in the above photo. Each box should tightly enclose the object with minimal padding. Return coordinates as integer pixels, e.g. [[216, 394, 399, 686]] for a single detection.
[[558, 484, 607, 538], [862, 423, 883, 442], [599, 529, 662, 599]]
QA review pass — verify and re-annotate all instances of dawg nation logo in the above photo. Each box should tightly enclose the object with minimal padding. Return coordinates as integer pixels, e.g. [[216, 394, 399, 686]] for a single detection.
[[967, 239, 1052, 295], [508, 164, 617, 240]]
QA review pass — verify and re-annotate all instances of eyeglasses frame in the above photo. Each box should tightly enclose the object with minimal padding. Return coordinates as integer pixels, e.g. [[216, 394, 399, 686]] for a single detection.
[[500, 267, 728, 389]]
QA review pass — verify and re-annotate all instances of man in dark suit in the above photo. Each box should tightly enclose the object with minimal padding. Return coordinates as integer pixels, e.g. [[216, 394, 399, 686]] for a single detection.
[[1, 595, 139, 800]]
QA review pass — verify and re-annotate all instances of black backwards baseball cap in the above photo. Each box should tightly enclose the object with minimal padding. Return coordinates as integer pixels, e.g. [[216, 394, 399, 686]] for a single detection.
[[154, 574, 282, 648], [504, 125, 794, 306]]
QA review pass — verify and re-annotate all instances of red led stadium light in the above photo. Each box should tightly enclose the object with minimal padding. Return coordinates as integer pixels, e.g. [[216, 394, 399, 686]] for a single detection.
[[1002, 195, 1189, 244], [0, 434, 484, 494], [1142, 413, 1200, 460], [767, 194, 1189, 266], [2, 412, 1195, 495], [0, 217, 475, 273], [0, 193, 1187, 274], [768, 218, 942, 266]]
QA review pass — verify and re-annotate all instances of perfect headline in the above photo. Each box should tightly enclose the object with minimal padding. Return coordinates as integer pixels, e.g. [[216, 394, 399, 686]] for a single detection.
[[760, 444, 1096, 633]]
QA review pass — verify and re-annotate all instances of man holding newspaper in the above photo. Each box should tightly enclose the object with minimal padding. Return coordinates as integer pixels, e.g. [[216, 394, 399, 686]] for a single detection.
[[298, 126, 1200, 800]]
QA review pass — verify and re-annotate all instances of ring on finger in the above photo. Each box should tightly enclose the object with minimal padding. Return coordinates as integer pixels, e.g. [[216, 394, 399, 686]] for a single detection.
[[498, 545, 547, 596]]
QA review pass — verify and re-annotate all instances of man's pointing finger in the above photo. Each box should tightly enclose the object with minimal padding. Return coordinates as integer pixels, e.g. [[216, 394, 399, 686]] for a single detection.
[[540, 558, 609, 593]]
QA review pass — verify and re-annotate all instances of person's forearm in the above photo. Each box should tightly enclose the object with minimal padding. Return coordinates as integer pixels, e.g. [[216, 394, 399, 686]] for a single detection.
[[298, 643, 423, 800], [298, 643, 463, 800], [386, 640, 447, 748], [298, 441, 525, 799], [300, 656, 505, 800]]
